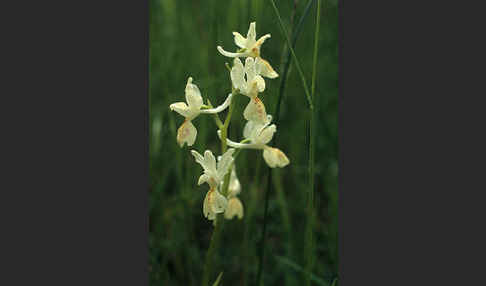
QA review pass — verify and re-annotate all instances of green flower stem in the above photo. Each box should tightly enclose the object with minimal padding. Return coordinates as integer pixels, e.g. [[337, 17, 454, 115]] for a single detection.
[[201, 216, 225, 286], [220, 89, 237, 153], [201, 89, 238, 286], [223, 92, 237, 129], [221, 91, 238, 196], [221, 165, 233, 197], [206, 100, 224, 129], [212, 115, 224, 130]]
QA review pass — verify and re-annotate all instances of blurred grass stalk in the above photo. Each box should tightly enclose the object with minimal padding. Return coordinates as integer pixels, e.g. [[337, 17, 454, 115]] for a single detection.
[[269, 0, 313, 110], [257, 0, 316, 285], [305, 0, 321, 285], [271, 2, 317, 283]]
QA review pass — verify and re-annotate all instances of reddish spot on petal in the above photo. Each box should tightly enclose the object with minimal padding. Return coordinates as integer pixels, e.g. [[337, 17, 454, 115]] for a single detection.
[[251, 47, 260, 57], [177, 120, 191, 144], [254, 98, 265, 120]]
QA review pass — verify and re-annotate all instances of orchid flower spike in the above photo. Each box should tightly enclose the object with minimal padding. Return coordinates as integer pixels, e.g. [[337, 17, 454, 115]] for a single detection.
[[191, 149, 235, 220], [217, 22, 278, 78], [170, 77, 232, 147], [219, 115, 290, 168]]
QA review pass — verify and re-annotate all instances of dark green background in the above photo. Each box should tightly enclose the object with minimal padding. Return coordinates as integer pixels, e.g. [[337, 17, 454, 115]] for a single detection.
[[149, 0, 338, 284]]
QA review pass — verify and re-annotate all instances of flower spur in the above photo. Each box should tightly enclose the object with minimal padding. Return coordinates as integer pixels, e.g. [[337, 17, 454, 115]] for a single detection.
[[218, 115, 290, 168]]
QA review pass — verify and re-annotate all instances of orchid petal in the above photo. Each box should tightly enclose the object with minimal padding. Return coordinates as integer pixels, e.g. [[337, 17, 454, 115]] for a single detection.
[[230, 58, 246, 92], [191, 150, 205, 166], [255, 34, 271, 48], [198, 174, 210, 185], [176, 120, 197, 147], [224, 197, 244, 220], [243, 97, 267, 123], [232, 32, 247, 48], [228, 168, 241, 197], [263, 147, 290, 168], [256, 57, 279, 79], [245, 57, 256, 81], [257, 124, 277, 145], [203, 150, 217, 174], [169, 102, 190, 117], [246, 22, 257, 45], [217, 148, 235, 179], [210, 190, 228, 214], [185, 77, 203, 110]]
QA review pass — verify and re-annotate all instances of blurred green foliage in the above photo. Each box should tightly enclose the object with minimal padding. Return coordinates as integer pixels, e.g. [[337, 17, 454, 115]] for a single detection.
[[149, 0, 338, 285]]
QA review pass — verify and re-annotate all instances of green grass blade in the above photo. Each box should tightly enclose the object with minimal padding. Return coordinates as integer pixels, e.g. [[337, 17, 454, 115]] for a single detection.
[[212, 272, 223, 286], [305, 0, 322, 285], [274, 255, 329, 286], [275, 0, 315, 125], [256, 1, 316, 285], [311, 0, 321, 98], [269, 0, 314, 110]]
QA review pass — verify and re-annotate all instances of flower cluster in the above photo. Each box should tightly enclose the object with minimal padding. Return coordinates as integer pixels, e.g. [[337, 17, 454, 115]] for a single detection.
[[169, 22, 289, 223]]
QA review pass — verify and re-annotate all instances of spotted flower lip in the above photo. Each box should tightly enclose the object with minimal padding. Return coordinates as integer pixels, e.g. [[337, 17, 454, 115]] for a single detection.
[[262, 147, 290, 168], [224, 197, 244, 220], [169, 77, 233, 147], [203, 187, 228, 220], [243, 96, 268, 124]]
